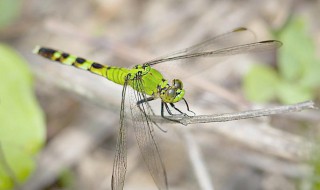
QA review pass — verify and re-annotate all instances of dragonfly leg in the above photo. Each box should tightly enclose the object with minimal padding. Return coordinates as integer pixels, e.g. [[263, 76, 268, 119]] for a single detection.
[[136, 97, 168, 132], [182, 98, 196, 116], [160, 102, 187, 124], [136, 97, 155, 119], [161, 102, 175, 120], [137, 98, 184, 123], [166, 99, 195, 117], [164, 103, 174, 115], [169, 103, 193, 118], [136, 96, 155, 105], [162, 102, 182, 116], [169, 103, 184, 115], [161, 102, 167, 117]]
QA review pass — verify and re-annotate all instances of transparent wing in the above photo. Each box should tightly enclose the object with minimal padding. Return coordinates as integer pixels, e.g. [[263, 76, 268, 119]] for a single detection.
[[111, 77, 129, 190], [144, 27, 282, 66], [129, 77, 168, 190]]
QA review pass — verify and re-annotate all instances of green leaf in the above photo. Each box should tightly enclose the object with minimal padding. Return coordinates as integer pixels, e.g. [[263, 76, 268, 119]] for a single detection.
[[275, 16, 320, 104], [278, 17, 320, 87], [0, 0, 22, 29], [299, 59, 320, 88], [243, 64, 280, 103], [0, 44, 45, 189], [58, 169, 75, 189], [276, 81, 314, 104]]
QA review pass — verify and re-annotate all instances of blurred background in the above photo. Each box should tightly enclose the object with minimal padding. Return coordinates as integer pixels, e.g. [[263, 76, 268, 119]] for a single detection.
[[0, 0, 320, 189]]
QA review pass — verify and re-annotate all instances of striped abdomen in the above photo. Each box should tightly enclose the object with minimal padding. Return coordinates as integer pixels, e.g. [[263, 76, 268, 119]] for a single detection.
[[33, 46, 129, 85]]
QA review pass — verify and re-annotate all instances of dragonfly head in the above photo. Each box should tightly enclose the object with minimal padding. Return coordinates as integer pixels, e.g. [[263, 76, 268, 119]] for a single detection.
[[160, 79, 185, 103]]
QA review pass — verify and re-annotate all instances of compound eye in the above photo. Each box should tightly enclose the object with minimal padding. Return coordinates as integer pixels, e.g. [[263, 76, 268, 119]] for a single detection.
[[173, 79, 183, 89], [166, 88, 176, 98]]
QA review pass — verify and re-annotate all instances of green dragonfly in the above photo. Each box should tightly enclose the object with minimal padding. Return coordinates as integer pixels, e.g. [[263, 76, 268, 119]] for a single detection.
[[33, 27, 282, 190]]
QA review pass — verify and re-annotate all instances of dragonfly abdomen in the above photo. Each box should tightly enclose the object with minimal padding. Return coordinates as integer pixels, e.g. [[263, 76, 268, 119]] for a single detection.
[[33, 46, 129, 85]]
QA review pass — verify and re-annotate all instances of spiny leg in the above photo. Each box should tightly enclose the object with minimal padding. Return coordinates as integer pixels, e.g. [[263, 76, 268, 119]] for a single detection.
[[136, 96, 156, 119], [135, 91, 167, 132], [168, 103, 191, 118], [136, 96, 187, 123], [182, 98, 196, 116], [161, 102, 171, 117], [137, 97, 155, 105], [169, 103, 184, 115], [160, 102, 185, 123], [164, 99, 195, 117], [164, 103, 174, 115]]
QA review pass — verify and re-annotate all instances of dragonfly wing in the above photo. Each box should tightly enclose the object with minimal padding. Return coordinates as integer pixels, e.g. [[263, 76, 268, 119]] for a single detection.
[[184, 27, 256, 52], [146, 27, 256, 66], [199, 40, 282, 57], [148, 40, 282, 66], [145, 27, 281, 66], [111, 77, 129, 190], [129, 78, 168, 190]]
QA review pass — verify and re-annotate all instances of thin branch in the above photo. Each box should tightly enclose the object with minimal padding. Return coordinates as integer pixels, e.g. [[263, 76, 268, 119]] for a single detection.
[[151, 101, 317, 125], [182, 129, 214, 190]]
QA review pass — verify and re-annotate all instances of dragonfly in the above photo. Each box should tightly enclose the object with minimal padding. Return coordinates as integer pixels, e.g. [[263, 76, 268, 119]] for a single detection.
[[33, 27, 282, 190]]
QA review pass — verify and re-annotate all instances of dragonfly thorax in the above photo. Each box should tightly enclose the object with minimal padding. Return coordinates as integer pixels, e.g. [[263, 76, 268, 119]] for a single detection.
[[129, 64, 185, 103], [158, 79, 185, 103]]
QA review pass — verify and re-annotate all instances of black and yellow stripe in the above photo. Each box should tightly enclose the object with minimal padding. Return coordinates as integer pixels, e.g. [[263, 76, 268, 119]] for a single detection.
[[33, 46, 129, 85]]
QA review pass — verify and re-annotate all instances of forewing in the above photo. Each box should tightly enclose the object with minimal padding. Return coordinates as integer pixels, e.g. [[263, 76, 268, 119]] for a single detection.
[[145, 27, 281, 66], [111, 78, 129, 190], [129, 78, 168, 190]]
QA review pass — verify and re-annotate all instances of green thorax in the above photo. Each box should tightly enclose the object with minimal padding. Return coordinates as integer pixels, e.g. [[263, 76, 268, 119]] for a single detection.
[[129, 65, 185, 103], [128, 65, 165, 96]]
